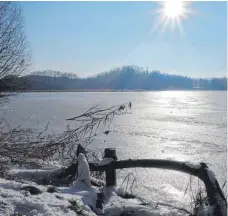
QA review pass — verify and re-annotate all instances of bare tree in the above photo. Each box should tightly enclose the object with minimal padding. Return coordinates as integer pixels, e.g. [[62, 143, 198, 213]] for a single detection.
[[0, 2, 31, 94]]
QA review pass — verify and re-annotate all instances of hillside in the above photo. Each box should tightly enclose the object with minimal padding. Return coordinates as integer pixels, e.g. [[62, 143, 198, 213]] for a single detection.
[[30, 70, 79, 79], [8, 66, 228, 91]]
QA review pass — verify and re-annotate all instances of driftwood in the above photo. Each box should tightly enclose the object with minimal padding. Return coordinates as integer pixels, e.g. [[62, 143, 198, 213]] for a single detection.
[[60, 159, 226, 216], [58, 145, 226, 216], [90, 160, 226, 216]]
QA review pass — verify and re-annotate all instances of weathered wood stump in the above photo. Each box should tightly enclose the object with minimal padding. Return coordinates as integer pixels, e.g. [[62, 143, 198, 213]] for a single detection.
[[104, 148, 117, 187]]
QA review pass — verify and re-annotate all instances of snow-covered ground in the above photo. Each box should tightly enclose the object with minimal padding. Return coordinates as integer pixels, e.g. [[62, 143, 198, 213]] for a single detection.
[[0, 173, 188, 216], [0, 154, 218, 216]]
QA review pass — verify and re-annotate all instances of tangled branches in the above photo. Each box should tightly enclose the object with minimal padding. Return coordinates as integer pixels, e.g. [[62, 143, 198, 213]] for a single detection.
[[53, 103, 131, 162], [0, 102, 132, 174]]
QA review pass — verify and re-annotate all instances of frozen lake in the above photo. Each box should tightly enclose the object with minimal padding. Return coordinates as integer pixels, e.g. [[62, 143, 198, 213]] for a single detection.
[[1, 91, 227, 209]]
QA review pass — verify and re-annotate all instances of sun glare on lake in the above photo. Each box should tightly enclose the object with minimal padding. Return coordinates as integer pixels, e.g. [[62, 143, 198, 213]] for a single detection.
[[153, 0, 194, 33]]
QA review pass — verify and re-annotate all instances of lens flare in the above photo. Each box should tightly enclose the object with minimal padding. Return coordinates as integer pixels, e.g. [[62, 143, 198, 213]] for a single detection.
[[153, 0, 194, 33]]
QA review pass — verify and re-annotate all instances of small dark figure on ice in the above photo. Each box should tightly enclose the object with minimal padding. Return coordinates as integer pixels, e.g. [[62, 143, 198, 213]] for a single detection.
[[128, 102, 132, 109]]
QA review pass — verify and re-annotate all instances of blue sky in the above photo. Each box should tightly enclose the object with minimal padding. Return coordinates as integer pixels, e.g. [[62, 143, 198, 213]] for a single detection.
[[20, 1, 227, 78]]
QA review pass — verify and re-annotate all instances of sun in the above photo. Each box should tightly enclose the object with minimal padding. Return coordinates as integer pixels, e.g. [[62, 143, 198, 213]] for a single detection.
[[153, 0, 194, 33], [164, 1, 184, 19]]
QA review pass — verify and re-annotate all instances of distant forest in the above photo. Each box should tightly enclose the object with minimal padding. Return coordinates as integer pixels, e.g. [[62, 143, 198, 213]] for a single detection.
[[1, 66, 227, 91]]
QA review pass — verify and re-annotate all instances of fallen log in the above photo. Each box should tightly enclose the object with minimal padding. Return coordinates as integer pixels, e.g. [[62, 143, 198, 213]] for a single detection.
[[58, 144, 226, 216], [89, 159, 227, 216], [60, 159, 227, 214]]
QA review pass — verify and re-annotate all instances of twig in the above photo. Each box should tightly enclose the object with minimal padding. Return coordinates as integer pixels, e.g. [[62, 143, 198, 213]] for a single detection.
[[154, 202, 192, 215]]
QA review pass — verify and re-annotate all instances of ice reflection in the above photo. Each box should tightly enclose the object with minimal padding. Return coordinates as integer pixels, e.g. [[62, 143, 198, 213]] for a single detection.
[[1, 91, 227, 208]]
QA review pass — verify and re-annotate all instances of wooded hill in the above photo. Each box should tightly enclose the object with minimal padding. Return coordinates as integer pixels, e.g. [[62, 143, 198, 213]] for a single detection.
[[2, 66, 227, 91]]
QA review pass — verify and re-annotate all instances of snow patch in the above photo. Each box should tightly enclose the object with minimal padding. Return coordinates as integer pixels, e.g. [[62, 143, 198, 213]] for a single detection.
[[185, 162, 201, 169], [99, 158, 113, 166], [72, 153, 91, 190]]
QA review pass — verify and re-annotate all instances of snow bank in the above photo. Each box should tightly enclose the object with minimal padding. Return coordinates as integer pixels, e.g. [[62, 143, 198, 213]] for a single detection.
[[0, 177, 96, 216], [0, 176, 191, 216], [0, 167, 217, 216], [10, 167, 63, 182]]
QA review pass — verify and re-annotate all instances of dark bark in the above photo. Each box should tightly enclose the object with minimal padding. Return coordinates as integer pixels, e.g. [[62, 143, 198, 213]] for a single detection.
[[104, 148, 117, 186], [59, 159, 227, 216], [90, 160, 227, 216]]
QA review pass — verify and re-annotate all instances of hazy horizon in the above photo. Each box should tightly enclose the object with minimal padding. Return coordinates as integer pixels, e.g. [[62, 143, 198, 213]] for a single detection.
[[27, 66, 227, 80], [21, 1, 227, 78]]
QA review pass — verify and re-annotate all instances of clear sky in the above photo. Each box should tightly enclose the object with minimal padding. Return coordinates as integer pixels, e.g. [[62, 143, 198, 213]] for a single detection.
[[20, 1, 227, 78]]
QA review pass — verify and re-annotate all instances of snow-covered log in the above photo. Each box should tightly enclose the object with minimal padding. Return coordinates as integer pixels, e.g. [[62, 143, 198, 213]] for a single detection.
[[89, 159, 227, 216], [58, 145, 226, 216]]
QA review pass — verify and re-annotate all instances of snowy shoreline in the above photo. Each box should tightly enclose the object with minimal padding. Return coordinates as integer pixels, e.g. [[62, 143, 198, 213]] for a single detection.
[[0, 157, 222, 216], [0, 169, 187, 216]]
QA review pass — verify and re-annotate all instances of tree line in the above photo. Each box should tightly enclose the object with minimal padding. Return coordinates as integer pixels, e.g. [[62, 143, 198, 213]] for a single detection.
[[0, 2, 226, 93], [6, 66, 227, 91]]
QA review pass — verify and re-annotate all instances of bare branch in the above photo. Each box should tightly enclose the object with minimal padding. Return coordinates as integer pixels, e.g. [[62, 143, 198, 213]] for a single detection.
[[0, 2, 31, 95], [0, 102, 132, 170]]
